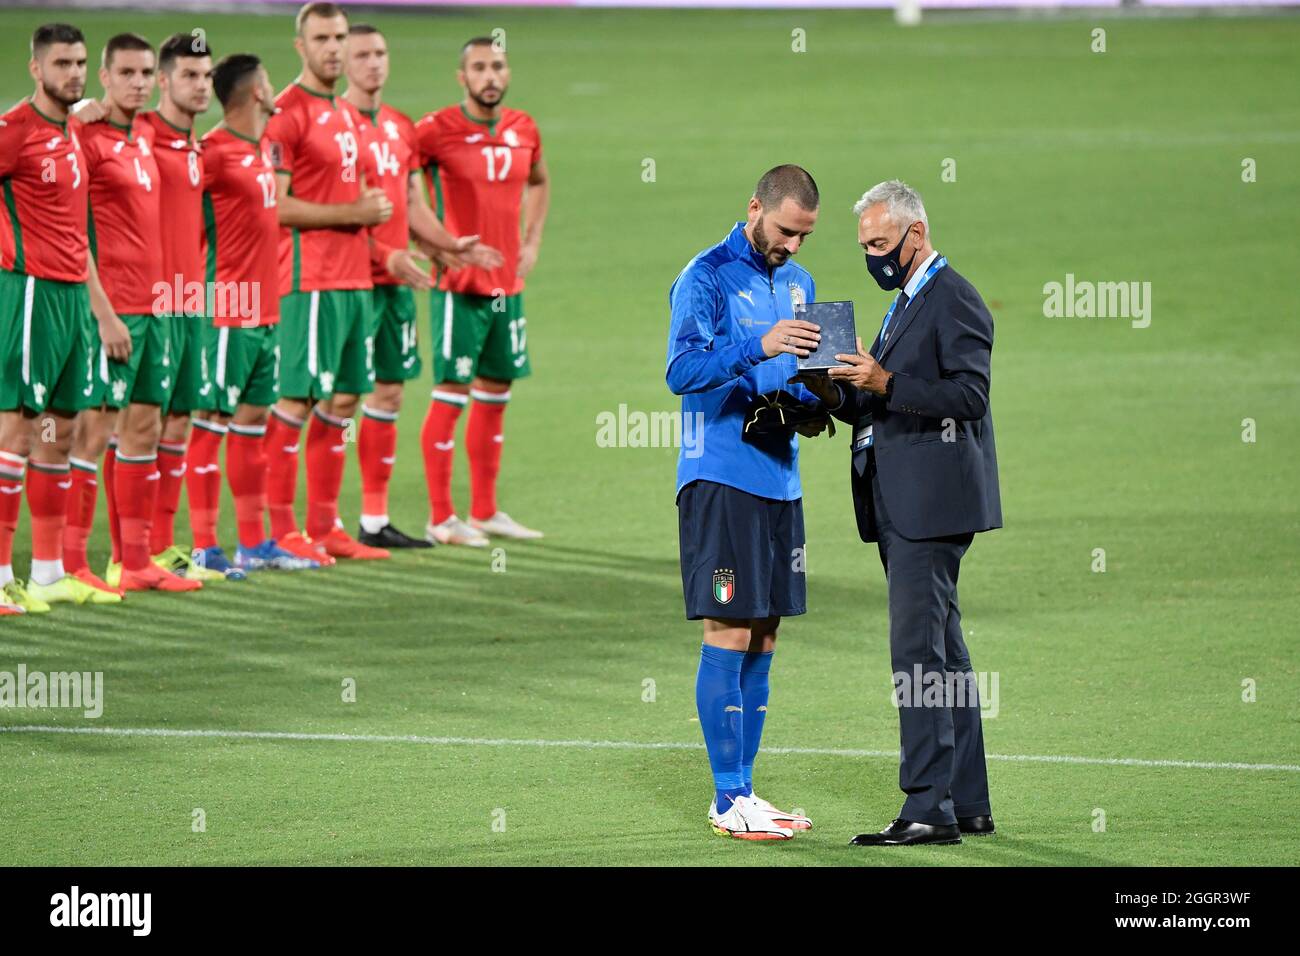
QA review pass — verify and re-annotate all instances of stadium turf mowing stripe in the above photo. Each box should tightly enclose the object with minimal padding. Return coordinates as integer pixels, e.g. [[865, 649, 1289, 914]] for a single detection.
[[3, 725, 1298, 774]]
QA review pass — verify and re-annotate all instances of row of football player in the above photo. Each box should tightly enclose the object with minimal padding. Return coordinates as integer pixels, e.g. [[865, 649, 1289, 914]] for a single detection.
[[0, 3, 549, 615]]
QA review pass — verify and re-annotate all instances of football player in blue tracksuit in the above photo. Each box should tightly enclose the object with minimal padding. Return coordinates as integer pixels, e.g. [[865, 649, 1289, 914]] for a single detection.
[[666, 164, 828, 840]]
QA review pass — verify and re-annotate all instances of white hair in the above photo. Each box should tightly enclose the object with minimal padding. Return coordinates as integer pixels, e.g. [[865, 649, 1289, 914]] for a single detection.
[[852, 180, 929, 238]]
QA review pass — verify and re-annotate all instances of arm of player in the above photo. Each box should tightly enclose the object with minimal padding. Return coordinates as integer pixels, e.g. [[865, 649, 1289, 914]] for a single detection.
[[517, 158, 550, 279], [86, 254, 131, 363], [665, 265, 821, 395], [405, 173, 502, 269], [274, 171, 393, 231]]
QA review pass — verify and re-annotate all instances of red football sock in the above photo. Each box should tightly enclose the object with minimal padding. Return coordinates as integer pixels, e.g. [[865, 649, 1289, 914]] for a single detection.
[[26, 460, 70, 566], [104, 439, 122, 564], [0, 450, 26, 572], [186, 420, 225, 550], [265, 409, 303, 541], [115, 454, 160, 572], [421, 390, 466, 524], [305, 407, 348, 540], [359, 405, 398, 522], [149, 440, 187, 555], [227, 423, 268, 549], [467, 388, 509, 521], [62, 457, 98, 573]]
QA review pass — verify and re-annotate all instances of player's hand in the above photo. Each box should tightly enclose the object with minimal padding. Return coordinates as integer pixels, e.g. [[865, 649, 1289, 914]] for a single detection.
[[516, 241, 540, 278], [829, 337, 890, 395], [795, 417, 830, 438], [386, 248, 434, 289], [454, 235, 504, 270], [788, 372, 841, 407], [72, 98, 108, 124], [354, 187, 393, 226], [761, 318, 820, 359], [98, 313, 132, 363]]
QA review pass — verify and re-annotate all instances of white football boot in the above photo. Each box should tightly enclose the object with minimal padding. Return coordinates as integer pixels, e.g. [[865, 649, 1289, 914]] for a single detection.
[[425, 516, 489, 548], [469, 511, 544, 540], [708, 794, 794, 841], [750, 794, 813, 830]]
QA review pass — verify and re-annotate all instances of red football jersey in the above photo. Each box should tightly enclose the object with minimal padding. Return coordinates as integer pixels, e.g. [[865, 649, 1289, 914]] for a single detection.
[[200, 126, 281, 328], [0, 100, 89, 283], [265, 83, 371, 295], [80, 117, 164, 315], [414, 105, 542, 297], [350, 101, 417, 286], [138, 111, 204, 311]]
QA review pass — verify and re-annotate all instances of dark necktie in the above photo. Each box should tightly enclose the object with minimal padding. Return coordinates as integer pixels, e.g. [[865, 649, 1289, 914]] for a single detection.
[[877, 290, 910, 356]]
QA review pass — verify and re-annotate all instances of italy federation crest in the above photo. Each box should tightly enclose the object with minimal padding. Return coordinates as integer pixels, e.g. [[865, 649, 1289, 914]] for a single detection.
[[788, 282, 806, 310], [713, 569, 735, 605]]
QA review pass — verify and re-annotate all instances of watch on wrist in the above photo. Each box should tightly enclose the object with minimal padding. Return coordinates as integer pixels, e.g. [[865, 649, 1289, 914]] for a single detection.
[[883, 372, 895, 400]]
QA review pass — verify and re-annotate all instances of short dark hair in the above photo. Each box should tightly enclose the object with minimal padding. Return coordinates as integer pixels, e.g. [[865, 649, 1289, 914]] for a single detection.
[[103, 32, 154, 70], [348, 23, 381, 37], [212, 53, 262, 107], [32, 23, 85, 60], [296, 2, 347, 36], [159, 32, 212, 74], [460, 36, 500, 67], [754, 164, 820, 212]]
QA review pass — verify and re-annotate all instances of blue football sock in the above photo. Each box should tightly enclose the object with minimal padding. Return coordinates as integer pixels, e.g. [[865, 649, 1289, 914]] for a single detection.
[[739, 650, 773, 791], [695, 644, 749, 813]]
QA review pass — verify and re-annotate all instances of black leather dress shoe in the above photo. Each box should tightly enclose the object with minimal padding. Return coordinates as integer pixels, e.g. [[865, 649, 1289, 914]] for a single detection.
[[849, 818, 962, 846], [958, 815, 995, 836], [358, 523, 434, 549]]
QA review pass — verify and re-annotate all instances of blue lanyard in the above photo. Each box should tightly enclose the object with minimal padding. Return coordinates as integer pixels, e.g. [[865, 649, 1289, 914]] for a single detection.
[[878, 255, 947, 347]]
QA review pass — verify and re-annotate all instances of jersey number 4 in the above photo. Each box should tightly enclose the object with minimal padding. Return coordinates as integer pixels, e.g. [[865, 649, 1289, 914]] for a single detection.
[[480, 146, 512, 182]]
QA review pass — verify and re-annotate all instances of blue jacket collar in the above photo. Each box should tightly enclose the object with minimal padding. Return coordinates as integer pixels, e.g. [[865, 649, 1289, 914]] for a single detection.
[[725, 221, 769, 273]]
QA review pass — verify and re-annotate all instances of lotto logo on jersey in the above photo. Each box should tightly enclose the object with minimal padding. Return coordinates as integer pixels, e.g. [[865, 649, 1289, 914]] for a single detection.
[[713, 570, 735, 605]]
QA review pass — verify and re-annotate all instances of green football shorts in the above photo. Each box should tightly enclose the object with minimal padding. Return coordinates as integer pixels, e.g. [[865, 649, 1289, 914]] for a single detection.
[[209, 323, 279, 415], [166, 315, 214, 414], [279, 289, 374, 400], [95, 313, 175, 409], [371, 283, 421, 382], [0, 268, 97, 413], [430, 289, 531, 385]]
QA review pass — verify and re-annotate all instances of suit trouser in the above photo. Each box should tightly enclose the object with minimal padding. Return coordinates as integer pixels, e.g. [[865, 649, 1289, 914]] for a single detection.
[[866, 455, 992, 826]]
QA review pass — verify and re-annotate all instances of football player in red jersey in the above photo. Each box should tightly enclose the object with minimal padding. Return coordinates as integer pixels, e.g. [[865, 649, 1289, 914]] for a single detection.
[[135, 33, 234, 582], [69, 33, 202, 593], [195, 53, 320, 574], [262, 2, 399, 564], [0, 23, 122, 613], [415, 37, 550, 547], [342, 23, 502, 550]]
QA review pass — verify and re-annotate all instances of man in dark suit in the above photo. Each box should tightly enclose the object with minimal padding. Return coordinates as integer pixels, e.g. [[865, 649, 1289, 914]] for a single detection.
[[795, 180, 1002, 846]]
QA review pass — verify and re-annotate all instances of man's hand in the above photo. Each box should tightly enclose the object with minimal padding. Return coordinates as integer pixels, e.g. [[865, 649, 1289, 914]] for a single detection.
[[788, 372, 841, 407], [516, 240, 540, 278], [98, 312, 132, 363], [829, 337, 891, 395], [72, 98, 108, 124], [795, 417, 829, 438], [353, 187, 393, 226], [760, 318, 821, 359], [453, 235, 504, 270], [385, 248, 433, 289]]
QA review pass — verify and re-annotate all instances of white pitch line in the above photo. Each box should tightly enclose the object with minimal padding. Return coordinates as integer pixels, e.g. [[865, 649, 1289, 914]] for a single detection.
[[2, 724, 1298, 773]]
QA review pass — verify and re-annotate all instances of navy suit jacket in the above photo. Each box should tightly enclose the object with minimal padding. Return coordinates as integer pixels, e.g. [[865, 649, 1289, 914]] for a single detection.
[[829, 263, 1002, 542]]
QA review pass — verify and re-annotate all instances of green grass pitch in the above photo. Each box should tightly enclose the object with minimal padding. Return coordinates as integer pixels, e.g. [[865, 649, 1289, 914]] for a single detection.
[[1, 5, 1297, 866]]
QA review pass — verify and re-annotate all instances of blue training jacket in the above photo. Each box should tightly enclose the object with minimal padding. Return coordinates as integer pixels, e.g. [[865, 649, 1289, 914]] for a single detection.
[[666, 222, 818, 501]]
